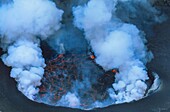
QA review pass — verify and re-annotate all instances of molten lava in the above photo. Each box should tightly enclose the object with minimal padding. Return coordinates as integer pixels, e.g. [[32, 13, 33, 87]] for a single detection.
[[36, 52, 117, 108]]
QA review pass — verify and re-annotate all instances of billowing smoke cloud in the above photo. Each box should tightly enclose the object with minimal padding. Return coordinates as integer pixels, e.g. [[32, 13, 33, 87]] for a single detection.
[[57, 92, 80, 108], [0, 0, 164, 110], [73, 0, 161, 105], [0, 0, 63, 100]]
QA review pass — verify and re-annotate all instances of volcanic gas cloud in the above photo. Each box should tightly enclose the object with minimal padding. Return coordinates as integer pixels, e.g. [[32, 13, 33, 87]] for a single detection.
[[0, 0, 165, 110]]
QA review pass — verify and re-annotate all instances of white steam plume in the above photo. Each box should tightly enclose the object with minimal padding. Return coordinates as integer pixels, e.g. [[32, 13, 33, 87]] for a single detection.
[[0, 0, 63, 100], [57, 92, 80, 108], [73, 0, 159, 104]]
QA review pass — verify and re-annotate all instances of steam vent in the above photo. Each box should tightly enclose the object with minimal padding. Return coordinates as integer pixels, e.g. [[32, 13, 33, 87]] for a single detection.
[[1, 0, 170, 111]]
